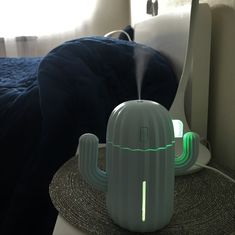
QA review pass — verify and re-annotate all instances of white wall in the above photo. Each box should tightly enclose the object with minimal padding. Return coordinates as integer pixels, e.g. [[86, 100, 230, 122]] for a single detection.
[[37, 0, 131, 55], [89, 0, 131, 36], [207, 2, 235, 170], [130, 0, 235, 170], [164, 0, 235, 172]]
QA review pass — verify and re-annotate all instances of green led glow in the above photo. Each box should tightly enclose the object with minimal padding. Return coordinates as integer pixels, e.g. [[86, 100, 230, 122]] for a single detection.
[[175, 132, 194, 167], [142, 181, 146, 222], [107, 141, 175, 152]]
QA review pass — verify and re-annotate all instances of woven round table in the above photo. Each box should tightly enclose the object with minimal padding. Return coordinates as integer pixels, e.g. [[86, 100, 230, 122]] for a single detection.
[[49, 146, 235, 235]]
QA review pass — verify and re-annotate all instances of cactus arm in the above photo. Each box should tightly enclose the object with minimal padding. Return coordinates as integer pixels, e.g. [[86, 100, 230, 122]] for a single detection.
[[175, 132, 199, 175], [78, 133, 107, 192]]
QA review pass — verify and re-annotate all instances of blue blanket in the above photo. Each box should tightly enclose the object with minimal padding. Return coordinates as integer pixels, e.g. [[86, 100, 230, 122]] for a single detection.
[[39, 37, 177, 145], [0, 57, 42, 138], [0, 37, 177, 235]]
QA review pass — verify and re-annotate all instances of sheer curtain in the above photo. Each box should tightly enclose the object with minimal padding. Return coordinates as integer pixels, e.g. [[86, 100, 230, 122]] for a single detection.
[[0, 0, 130, 57]]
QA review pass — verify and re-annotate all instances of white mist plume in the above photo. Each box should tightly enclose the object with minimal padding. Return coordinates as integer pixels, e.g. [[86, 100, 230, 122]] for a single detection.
[[135, 47, 153, 100]]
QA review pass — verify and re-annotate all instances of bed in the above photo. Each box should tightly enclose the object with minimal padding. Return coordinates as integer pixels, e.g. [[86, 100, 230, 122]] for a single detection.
[[0, 36, 178, 235], [0, 57, 43, 232]]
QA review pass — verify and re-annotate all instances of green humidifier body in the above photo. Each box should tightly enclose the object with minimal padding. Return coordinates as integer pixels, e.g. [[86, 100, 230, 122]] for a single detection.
[[78, 100, 199, 232]]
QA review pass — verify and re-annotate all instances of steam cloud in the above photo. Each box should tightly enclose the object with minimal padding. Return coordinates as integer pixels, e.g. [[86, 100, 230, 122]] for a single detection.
[[134, 47, 153, 100]]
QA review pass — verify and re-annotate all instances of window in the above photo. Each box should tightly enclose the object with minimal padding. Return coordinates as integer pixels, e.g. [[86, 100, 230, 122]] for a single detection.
[[0, 0, 97, 37]]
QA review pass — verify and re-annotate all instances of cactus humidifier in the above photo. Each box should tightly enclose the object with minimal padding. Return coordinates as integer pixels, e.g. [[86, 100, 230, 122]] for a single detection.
[[78, 100, 199, 232]]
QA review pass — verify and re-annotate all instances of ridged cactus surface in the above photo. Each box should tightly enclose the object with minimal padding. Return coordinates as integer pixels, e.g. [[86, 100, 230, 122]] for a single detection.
[[79, 133, 107, 192], [78, 100, 199, 232]]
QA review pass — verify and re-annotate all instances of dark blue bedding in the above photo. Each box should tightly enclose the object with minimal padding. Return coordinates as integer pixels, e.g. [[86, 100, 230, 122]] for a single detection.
[[0, 57, 42, 137], [0, 57, 43, 233], [0, 57, 42, 161], [0, 37, 177, 235]]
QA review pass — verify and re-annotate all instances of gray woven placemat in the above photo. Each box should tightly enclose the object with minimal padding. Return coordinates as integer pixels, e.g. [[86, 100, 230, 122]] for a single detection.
[[49, 147, 235, 235]]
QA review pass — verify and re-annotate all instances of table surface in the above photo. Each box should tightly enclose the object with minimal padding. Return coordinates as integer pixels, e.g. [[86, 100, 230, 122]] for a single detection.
[[50, 146, 235, 235], [53, 214, 86, 235]]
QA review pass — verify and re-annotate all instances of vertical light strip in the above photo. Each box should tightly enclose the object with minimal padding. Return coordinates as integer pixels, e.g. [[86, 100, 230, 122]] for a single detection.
[[142, 181, 147, 222]]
